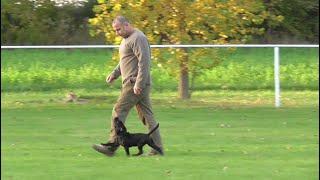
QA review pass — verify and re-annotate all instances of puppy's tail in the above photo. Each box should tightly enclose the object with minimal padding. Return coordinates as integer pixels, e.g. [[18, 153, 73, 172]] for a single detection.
[[147, 123, 159, 136]]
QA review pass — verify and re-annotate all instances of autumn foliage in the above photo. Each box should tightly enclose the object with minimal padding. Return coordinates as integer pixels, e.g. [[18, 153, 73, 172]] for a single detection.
[[89, 0, 284, 98]]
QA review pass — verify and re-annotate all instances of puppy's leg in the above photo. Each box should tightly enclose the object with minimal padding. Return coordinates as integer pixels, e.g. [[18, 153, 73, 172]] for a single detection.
[[133, 145, 144, 156], [147, 140, 163, 155], [124, 147, 130, 156]]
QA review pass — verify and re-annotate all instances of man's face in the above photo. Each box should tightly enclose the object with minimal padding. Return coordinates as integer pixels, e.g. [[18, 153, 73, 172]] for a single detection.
[[112, 21, 128, 38]]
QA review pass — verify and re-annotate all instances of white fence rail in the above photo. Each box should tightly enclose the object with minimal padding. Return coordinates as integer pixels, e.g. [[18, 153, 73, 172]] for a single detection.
[[1, 44, 319, 107], [1, 44, 319, 48]]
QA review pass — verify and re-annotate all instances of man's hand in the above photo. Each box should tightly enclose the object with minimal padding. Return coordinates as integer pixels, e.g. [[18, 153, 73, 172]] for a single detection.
[[133, 86, 142, 95], [106, 74, 115, 84]]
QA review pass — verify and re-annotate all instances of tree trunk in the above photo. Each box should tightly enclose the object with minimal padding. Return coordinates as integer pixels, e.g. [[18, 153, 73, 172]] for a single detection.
[[178, 48, 190, 99], [263, 0, 274, 43]]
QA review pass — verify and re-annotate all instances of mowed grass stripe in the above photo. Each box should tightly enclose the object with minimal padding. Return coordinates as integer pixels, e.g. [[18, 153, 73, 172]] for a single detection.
[[1, 105, 318, 180]]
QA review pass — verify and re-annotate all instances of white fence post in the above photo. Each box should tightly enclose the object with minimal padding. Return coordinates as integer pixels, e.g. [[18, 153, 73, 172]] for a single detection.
[[274, 47, 281, 107]]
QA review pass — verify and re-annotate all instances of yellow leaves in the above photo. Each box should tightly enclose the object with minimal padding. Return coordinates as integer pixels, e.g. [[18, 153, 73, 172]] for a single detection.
[[172, 6, 180, 13], [242, 16, 248, 20], [147, 35, 156, 43], [167, 20, 178, 28], [276, 15, 284, 22], [187, 21, 194, 27], [97, 0, 105, 4], [260, 11, 269, 19], [88, 18, 99, 25], [258, 28, 265, 34], [113, 4, 122, 11], [231, 5, 246, 13], [214, 39, 227, 44], [252, 18, 263, 24], [89, 0, 282, 47], [219, 33, 228, 39], [114, 36, 122, 44], [105, 32, 114, 40], [239, 29, 247, 35]]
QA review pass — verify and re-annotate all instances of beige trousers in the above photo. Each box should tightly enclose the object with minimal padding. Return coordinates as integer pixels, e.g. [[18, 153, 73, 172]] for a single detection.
[[108, 82, 163, 151]]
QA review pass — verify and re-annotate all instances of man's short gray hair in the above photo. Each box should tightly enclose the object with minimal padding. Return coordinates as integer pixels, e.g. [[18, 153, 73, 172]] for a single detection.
[[113, 16, 130, 25]]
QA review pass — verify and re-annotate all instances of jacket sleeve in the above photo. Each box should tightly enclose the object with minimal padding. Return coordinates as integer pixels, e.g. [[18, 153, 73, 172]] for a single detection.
[[131, 35, 151, 89], [110, 63, 121, 79]]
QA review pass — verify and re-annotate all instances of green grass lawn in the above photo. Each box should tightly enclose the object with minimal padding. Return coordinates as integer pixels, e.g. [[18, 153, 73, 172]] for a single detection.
[[1, 90, 319, 180], [1, 48, 319, 91]]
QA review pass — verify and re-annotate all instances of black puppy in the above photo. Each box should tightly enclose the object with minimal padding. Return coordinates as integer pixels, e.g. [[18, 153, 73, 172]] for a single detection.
[[101, 117, 163, 156]]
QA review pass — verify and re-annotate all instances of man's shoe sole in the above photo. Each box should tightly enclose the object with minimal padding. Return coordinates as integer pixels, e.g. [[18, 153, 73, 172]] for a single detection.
[[92, 144, 115, 157]]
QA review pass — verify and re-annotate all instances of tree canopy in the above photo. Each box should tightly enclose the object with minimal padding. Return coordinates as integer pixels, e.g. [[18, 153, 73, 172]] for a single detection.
[[89, 0, 283, 99]]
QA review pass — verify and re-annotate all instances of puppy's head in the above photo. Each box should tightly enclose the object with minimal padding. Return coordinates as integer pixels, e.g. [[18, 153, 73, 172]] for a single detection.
[[114, 117, 127, 134]]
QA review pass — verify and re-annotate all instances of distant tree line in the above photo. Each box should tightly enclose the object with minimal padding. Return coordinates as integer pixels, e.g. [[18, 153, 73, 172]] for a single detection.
[[260, 0, 319, 43], [1, 0, 104, 45], [1, 0, 319, 45]]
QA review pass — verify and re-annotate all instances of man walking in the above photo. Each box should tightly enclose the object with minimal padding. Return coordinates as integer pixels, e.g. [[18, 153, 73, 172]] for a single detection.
[[92, 16, 163, 156]]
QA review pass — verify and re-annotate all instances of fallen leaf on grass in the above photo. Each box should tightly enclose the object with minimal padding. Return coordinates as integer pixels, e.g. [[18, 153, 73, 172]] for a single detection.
[[223, 166, 228, 171], [242, 150, 248, 155], [165, 170, 172, 175]]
